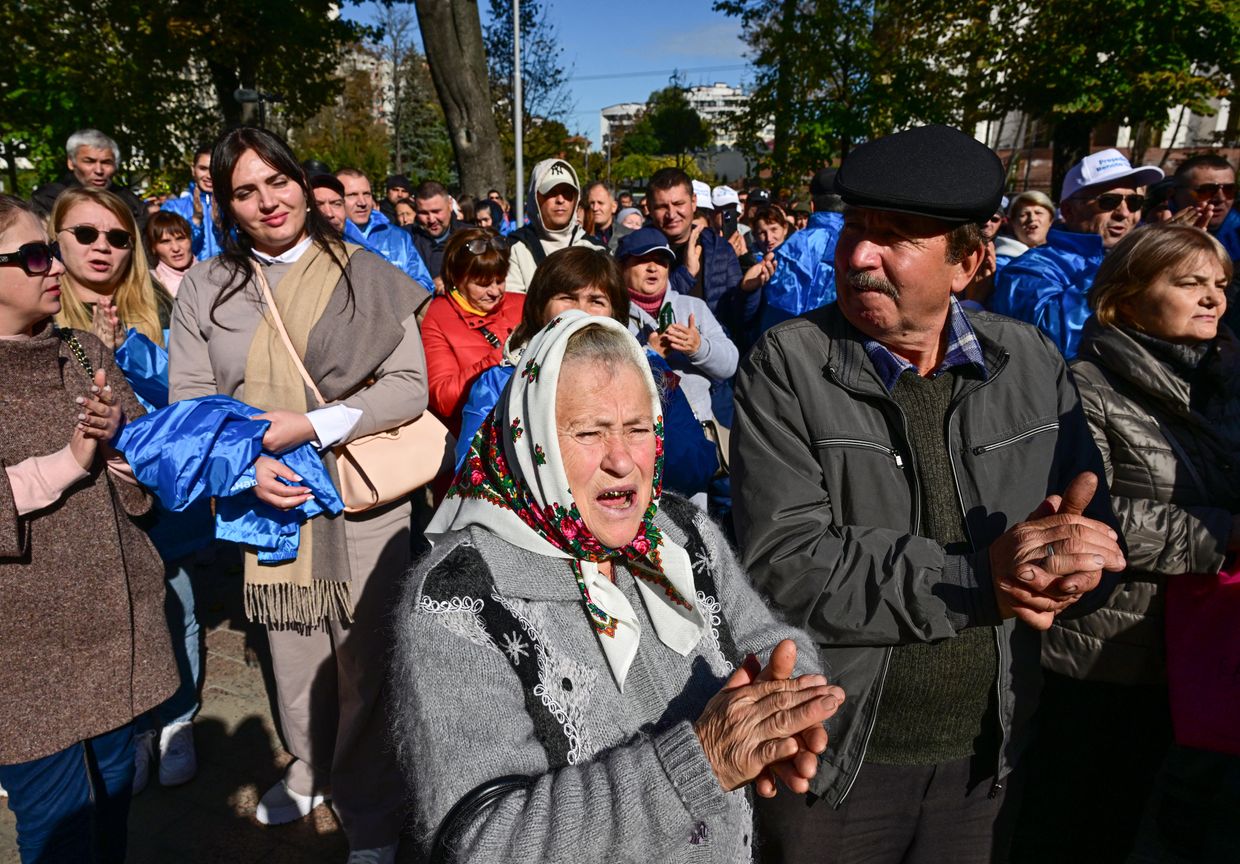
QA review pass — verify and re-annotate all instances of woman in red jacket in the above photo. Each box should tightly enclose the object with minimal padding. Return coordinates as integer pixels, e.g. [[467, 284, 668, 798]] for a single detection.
[[422, 227, 524, 436]]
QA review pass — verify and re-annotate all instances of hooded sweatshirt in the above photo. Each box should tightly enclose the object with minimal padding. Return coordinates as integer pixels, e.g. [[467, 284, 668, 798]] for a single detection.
[[505, 159, 604, 293]]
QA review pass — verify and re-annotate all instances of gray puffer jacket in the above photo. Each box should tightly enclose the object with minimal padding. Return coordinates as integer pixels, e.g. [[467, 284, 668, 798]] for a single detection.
[[1045, 318, 1240, 685]]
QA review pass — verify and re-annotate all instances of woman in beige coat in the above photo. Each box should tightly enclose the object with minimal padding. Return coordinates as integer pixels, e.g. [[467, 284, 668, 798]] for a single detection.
[[168, 127, 428, 864]]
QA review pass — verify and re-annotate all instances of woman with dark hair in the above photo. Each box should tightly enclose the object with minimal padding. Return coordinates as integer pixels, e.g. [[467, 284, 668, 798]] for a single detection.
[[422, 227, 522, 436], [456, 246, 718, 498], [168, 126, 427, 862], [473, 198, 504, 231], [0, 193, 177, 862], [144, 210, 195, 296]]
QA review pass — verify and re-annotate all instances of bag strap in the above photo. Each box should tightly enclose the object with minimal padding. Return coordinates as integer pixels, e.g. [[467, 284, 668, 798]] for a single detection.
[[428, 774, 531, 864], [252, 263, 328, 408]]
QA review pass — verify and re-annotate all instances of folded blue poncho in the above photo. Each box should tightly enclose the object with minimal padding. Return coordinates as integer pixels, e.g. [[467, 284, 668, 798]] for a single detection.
[[116, 395, 344, 562]]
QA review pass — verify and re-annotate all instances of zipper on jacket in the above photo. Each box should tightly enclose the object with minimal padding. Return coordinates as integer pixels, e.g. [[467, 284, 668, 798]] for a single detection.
[[944, 354, 1012, 796], [970, 421, 1058, 456], [837, 646, 893, 807], [811, 437, 904, 468], [989, 628, 1007, 798], [837, 402, 919, 807]]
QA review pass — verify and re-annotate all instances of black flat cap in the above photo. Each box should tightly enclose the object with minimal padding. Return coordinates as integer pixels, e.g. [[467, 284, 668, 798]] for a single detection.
[[834, 125, 1004, 224], [809, 167, 837, 196], [309, 173, 345, 197], [385, 173, 412, 192]]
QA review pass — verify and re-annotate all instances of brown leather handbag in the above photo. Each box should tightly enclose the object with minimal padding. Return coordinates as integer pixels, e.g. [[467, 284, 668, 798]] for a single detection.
[[256, 269, 455, 513]]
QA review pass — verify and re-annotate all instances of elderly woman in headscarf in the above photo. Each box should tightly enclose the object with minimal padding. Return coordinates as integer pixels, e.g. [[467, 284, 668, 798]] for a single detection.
[[392, 311, 845, 862]]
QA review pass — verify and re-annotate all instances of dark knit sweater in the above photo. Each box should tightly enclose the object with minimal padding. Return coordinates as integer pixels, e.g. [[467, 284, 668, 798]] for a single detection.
[[865, 369, 998, 765]]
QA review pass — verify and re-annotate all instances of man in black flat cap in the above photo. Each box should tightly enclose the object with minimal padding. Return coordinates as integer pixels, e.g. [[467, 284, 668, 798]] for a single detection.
[[731, 125, 1125, 862]]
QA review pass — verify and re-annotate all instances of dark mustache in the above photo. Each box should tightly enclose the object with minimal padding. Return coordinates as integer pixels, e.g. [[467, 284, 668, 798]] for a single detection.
[[845, 269, 899, 300]]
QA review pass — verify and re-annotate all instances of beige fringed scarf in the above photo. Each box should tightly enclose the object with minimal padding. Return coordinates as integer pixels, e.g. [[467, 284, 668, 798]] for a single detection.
[[242, 241, 357, 627]]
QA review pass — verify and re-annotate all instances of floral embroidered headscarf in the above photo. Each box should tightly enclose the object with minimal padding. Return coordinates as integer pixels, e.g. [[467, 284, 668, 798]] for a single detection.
[[426, 310, 704, 690]]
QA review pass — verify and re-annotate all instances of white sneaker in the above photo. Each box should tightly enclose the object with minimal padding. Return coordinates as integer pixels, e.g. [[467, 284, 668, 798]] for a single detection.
[[158, 721, 197, 786], [0, 780, 7, 798], [132, 730, 156, 795], [255, 780, 328, 825], [346, 845, 397, 864]]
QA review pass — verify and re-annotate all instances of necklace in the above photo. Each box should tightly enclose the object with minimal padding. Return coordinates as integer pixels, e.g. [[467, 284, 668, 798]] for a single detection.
[[59, 329, 95, 378]]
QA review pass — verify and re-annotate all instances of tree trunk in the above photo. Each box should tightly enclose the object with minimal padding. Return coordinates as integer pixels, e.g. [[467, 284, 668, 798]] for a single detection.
[[413, 0, 506, 195], [1050, 116, 1093, 200], [769, 0, 798, 189]]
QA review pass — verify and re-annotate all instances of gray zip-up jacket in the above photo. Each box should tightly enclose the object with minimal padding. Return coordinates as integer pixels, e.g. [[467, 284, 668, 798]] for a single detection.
[[731, 303, 1120, 807]]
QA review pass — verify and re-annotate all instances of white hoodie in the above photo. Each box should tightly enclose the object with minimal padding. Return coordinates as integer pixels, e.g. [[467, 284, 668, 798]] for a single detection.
[[505, 158, 604, 293]]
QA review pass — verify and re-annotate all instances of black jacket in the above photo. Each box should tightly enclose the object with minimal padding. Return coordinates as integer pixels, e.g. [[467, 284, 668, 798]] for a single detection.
[[410, 218, 464, 279], [31, 174, 148, 229]]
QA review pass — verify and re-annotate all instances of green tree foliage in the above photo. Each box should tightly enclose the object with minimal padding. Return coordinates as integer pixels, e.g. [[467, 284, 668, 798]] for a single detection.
[[716, 0, 1237, 192], [1, 0, 358, 185], [393, 51, 458, 186], [483, 0, 573, 125], [294, 54, 391, 182], [616, 85, 713, 167]]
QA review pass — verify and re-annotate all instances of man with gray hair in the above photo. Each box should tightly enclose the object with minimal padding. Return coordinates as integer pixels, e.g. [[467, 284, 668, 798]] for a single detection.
[[31, 128, 147, 226]]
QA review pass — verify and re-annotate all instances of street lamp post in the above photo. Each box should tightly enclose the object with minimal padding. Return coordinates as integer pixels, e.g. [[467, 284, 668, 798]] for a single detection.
[[513, 0, 524, 224]]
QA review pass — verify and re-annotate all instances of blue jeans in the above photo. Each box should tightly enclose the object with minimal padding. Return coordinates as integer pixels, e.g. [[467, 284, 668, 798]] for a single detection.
[[0, 723, 135, 864], [136, 559, 201, 737], [158, 559, 202, 726]]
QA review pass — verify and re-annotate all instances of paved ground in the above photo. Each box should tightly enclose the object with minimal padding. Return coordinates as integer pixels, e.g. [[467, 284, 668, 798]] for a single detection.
[[0, 556, 419, 864]]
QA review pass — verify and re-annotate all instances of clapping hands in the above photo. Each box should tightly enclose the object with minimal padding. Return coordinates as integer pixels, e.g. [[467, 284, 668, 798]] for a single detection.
[[989, 472, 1126, 630], [695, 639, 845, 797], [69, 369, 124, 470]]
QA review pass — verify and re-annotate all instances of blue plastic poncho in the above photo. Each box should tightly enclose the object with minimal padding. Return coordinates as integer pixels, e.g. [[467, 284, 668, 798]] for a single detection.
[[116, 396, 344, 562]]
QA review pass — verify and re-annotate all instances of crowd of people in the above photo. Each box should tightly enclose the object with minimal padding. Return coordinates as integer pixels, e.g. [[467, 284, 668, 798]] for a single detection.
[[1, 117, 1238, 864]]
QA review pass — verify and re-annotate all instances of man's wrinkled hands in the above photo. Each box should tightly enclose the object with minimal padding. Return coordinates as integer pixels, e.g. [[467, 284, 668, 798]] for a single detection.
[[989, 472, 1125, 629]]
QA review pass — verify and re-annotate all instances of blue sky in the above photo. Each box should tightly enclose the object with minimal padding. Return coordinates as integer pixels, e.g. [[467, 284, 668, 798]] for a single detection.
[[345, 0, 752, 150]]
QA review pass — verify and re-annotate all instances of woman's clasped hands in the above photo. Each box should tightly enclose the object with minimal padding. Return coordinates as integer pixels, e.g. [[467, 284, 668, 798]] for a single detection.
[[69, 369, 124, 470], [694, 639, 845, 798]]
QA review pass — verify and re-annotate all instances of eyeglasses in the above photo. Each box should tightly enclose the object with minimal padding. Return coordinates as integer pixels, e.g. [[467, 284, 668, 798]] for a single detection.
[[1090, 194, 1146, 213], [1189, 183, 1237, 201], [0, 241, 61, 275], [60, 225, 133, 250], [465, 236, 507, 255]]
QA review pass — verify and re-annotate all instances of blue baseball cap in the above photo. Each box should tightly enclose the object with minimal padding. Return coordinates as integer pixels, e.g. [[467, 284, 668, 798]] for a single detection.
[[616, 227, 676, 263]]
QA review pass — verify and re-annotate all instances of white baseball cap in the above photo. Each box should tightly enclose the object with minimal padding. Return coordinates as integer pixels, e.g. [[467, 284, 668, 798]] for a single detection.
[[692, 180, 714, 210], [712, 185, 740, 209], [1060, 149, 1164, 201]]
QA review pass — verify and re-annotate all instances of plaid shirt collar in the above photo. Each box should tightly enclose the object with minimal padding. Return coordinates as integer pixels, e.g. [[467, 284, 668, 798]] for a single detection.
[[862, 297, 988, 393]]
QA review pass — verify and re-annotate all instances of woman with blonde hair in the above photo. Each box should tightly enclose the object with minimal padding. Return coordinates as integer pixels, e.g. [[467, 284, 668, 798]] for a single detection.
[[50, 186, 171, 348]]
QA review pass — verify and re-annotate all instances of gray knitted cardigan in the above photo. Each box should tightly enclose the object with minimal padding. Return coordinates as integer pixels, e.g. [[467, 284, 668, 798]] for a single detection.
[[391, 495, 821, 863]]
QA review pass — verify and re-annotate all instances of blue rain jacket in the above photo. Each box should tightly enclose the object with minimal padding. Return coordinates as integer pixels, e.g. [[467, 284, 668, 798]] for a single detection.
[[455, 355, 718, 497], [1215, 207, 1240, 264], [116, 396, 344, 563], [993, 226, 1105, 358], [760, 211, 843, 333], [114, 330, 170, 412], [347, 210, 434, 292], [113, 329, 214, 560], [161, 186, 224, 260]]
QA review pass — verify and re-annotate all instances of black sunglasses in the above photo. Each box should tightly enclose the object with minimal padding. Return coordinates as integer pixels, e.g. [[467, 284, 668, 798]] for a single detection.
[[0, 241, 61, 275], [60, 225, 133, 250], [1190, 183, 1237, 201], [1092, 193, 1146, 213], [465, 236, 507, 255]]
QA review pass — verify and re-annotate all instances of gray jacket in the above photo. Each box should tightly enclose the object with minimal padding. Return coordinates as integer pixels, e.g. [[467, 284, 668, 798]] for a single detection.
[[731, 303, 1119, 807], [1046, 319, 1240, 685], [391, 495, 819, 863]]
